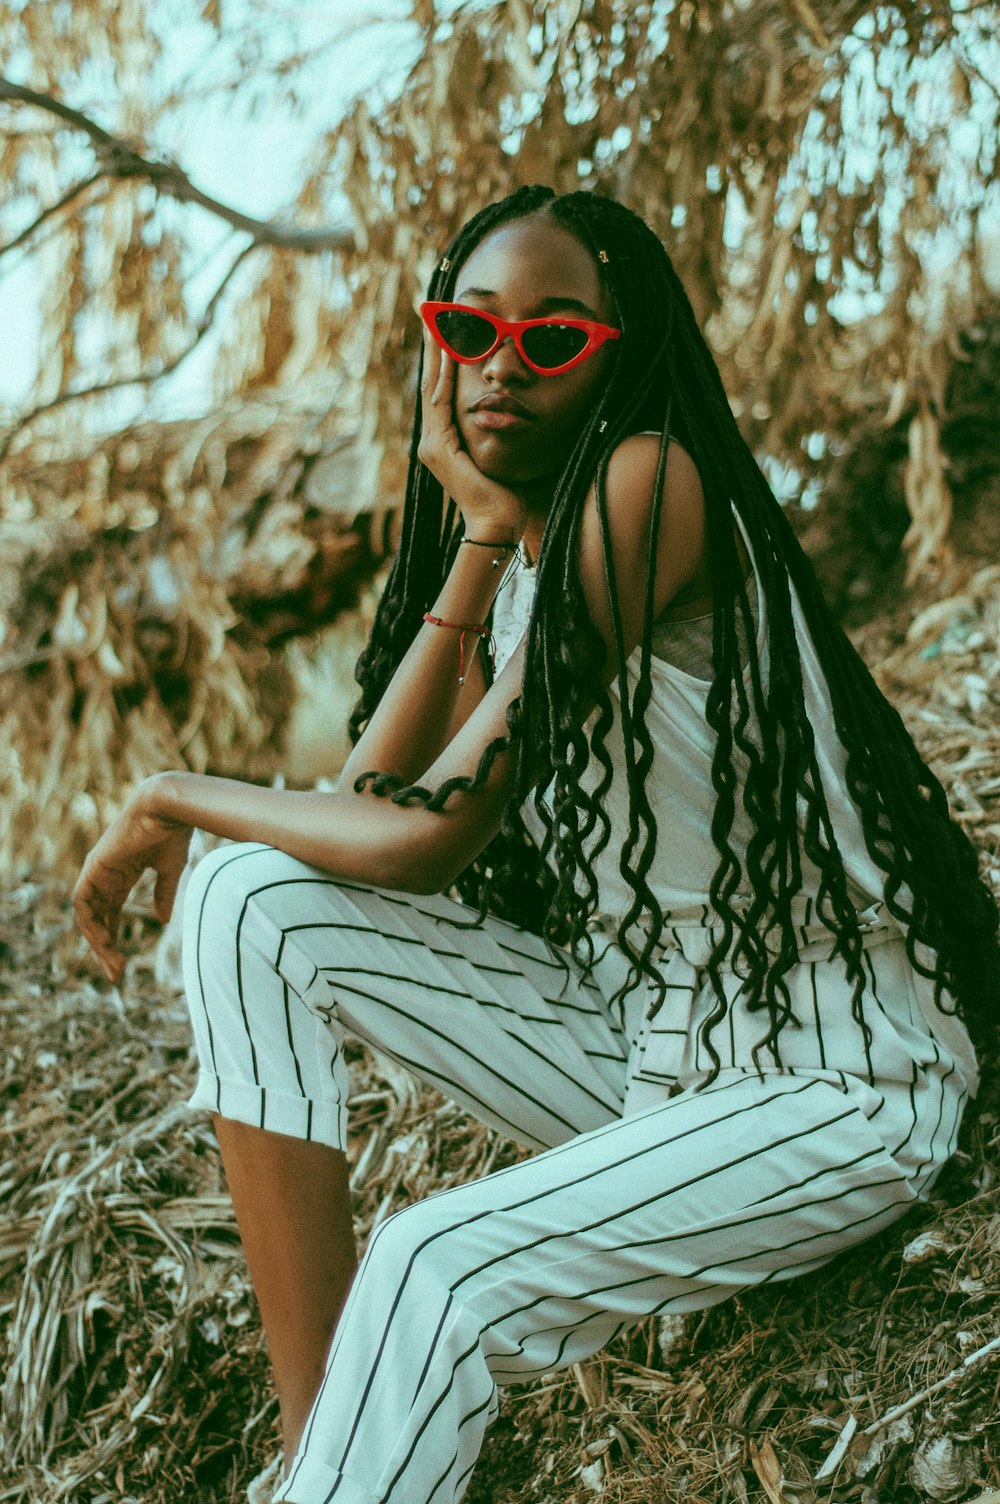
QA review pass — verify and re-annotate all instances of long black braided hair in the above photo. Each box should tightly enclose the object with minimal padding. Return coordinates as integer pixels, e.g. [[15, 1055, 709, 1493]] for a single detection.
[[348, 184, 999, 1077]]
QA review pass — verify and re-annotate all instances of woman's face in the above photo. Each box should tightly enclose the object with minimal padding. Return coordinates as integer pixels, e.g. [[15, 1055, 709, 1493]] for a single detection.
[[450, 215, 617, 493]]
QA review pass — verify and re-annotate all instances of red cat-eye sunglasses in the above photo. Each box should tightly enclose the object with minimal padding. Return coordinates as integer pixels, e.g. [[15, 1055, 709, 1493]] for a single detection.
[[420, 301, 621, 376]]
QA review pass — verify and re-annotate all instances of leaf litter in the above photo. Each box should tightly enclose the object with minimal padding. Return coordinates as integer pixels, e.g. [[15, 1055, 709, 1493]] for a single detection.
[[2, 582, 999, 1503]]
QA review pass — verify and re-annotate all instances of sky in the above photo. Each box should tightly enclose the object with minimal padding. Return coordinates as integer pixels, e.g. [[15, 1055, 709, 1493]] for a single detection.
[[0, 0, 419, 418], [1, 2, 997, 437]]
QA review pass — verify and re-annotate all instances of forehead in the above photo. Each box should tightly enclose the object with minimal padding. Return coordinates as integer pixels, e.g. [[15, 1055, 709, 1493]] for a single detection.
[[456, 216, 607, 312]]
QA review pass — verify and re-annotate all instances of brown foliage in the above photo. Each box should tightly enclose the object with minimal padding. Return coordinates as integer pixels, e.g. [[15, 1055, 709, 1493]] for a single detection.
[[1, 565, 998, 1500], [1, 2, 997, 861], [0, 388, 398, 876]]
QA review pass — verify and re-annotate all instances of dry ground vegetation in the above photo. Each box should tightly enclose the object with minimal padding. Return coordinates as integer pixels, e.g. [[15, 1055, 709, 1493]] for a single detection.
[[2, 534, 1000, 1504]]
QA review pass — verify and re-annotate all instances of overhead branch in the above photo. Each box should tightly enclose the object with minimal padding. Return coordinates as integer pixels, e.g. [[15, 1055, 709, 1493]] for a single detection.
[[0, 241, 259, 460], [0, 171, 103, 259], [0, 78, 357, 253], [784, 0, 831, 50]]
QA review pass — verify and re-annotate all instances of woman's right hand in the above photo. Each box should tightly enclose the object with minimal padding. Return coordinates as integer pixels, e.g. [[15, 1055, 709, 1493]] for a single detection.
[[417, 330, 525, 545]]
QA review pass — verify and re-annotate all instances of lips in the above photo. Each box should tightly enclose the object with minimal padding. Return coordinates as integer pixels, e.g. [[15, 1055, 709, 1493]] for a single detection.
[[468, 393, 534, 432]]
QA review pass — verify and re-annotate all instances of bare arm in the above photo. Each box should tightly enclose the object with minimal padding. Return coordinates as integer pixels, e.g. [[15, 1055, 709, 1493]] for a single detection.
[[162, 638, 524, 888], [576, 433, 706, 656], [339, 329, 525, 786], [72, 433, 706, 982], [72, 637, 525, 982], [337, 542, 504, 788]]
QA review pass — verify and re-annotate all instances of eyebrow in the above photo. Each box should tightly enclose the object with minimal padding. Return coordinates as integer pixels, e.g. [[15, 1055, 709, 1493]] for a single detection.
[[456, 287, 603, 320]]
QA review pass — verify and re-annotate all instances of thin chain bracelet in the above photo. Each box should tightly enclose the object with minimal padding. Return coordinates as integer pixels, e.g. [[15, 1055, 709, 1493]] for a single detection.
[[459, 535, 523, 591], [460, 537, 516, 568]]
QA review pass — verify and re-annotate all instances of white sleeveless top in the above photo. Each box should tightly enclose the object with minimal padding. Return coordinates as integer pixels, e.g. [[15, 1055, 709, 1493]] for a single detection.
[[489, 502, 980, 1113], [492, 506, 881, 915]]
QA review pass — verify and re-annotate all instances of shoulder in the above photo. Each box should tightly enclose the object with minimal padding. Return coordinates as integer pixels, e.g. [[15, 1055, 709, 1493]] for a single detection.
[[604, 433, 705, 552], [576, 433, 708, 653], [606, 430, 703, 492]]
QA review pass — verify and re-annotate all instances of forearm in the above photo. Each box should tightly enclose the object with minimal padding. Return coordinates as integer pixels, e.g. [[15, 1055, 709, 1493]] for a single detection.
[[340, 536, 520, 788], [146, 757, 509, 896]]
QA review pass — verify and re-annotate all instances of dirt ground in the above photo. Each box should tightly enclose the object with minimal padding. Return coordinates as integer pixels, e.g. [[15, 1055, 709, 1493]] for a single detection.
[[2, 527, 999, 1504]]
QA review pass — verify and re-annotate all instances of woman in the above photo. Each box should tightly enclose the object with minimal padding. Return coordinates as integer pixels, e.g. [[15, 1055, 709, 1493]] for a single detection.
[[74, 186, 997, 1504]]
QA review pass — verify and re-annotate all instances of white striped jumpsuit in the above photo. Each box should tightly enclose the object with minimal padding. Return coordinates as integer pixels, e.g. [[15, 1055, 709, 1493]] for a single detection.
[[182, 509, 978, 1504]]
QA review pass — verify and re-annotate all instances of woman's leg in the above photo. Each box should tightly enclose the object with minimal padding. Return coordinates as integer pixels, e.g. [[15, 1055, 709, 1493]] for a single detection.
[[181, 842, 628, 1466], [212, 1122, 357, 1466], [276, 1071, 917, 1504]]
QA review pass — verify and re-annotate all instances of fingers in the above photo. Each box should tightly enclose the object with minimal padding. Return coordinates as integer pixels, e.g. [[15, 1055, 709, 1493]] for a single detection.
[[418, 332, 457, 482], [421, 328, 453, 409], [72, 876, 125, 983], [420, 326, 439, 400], [153, 864, 182, 924], [72, 847, 135, 983], [431, 345, 453, 408]]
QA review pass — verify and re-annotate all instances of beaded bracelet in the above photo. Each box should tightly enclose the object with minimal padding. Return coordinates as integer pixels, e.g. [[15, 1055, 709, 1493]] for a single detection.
[[423, 612, 497, 684]]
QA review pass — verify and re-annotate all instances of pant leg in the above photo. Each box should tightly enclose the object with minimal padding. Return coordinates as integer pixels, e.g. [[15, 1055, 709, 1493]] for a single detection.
[[274, 1070, 916, 1504], [182, 843, 628, 1153]]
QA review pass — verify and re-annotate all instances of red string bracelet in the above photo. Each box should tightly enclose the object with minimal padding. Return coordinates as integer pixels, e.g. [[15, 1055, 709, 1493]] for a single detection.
[[423, 612, 497, 683]]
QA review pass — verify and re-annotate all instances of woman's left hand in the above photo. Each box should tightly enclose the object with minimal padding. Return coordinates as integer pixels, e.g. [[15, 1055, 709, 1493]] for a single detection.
[[418, 330, 526, 544], [72, 778, 192, 983]]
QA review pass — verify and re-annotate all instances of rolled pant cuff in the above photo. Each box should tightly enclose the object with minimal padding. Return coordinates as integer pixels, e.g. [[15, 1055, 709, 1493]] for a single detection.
[[187, 1070, 346, 1149]]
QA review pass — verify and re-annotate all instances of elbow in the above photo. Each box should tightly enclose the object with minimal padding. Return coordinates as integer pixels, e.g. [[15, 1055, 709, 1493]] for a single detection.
[[396, 837, 472, 896], [396, 860, 460, 897], [362, 840, 461, 898]]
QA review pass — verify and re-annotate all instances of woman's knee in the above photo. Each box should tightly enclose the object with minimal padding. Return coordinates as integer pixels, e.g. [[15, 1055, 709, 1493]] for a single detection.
[[181, 841, 305, 1028], [180, 844, 350, 1141], [182, 841, 271, 946], [358, 1189, 495, 1318]]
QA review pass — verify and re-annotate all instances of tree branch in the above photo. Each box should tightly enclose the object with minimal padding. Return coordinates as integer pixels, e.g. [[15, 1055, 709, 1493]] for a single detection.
[[0, 78, 357, 252], [0, 241, 259, 460], [0, 170, 103, 259]]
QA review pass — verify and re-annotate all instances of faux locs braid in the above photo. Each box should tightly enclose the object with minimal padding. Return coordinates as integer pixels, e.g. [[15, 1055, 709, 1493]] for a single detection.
[[348, 185, 999, 1075]]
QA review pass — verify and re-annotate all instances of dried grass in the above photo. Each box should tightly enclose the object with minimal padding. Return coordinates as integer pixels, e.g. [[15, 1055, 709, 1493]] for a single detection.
[[2, 569, 999, 1504], [0, 383, 397, 879], [6, 2, 1000, 897]]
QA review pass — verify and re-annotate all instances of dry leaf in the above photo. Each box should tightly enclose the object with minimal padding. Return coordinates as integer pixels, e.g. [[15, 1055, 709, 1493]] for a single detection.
[[749, 1437, 787, 1504]]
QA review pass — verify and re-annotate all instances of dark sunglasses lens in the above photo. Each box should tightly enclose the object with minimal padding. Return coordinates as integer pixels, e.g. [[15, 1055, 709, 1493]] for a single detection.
[[435, 309, 496, 358], [521, 323, 590, 368]]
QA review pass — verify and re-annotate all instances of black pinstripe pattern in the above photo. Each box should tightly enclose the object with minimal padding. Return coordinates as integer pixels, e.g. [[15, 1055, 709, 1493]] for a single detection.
[[306, 1077, 849, 1477], [318, 981, 594, 1139], [354, 1172, 911, 1504], [190, 854, 624, 1150], [183, 846, 976, 1504]]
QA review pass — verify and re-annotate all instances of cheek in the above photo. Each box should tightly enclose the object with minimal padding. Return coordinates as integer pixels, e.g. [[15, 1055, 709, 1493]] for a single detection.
[[547, 363, 612, 439]]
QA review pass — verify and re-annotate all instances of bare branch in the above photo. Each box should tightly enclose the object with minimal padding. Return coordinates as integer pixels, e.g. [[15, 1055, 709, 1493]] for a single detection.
[[0, 242, 260, 460], [784, 0, 831, 50], [0, 171, 103, 259], [0, 78, 357, 252]]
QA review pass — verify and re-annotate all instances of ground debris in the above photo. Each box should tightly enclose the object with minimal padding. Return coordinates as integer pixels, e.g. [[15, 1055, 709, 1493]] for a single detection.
[[3, 582, 1000, 1502]]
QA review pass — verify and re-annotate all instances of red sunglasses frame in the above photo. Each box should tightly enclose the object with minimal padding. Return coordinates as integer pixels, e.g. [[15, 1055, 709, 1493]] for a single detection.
[[420, 301, 621, 375]]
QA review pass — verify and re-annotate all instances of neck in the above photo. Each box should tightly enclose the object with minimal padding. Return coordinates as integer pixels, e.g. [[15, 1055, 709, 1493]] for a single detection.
[[514, 473, 559, 568]]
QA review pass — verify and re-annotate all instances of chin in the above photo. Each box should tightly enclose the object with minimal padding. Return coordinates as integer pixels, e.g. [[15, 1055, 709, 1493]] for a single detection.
[[465, 432, 562, 487]]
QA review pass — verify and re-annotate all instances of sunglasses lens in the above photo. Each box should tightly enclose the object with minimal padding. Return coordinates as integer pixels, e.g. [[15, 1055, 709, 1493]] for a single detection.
[[521, 322, 590, 369], [435, 309, 496, 359]]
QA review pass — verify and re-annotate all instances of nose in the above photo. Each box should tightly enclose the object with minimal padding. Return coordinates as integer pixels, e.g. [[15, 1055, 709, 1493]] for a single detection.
[[481, 335, 533, 383]]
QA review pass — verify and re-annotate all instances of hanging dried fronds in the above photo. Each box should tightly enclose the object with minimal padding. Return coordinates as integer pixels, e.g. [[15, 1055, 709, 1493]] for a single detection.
[[2, 2, 997, 563], [0, 378, 399, 878], [1, 0, 998, 856]]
